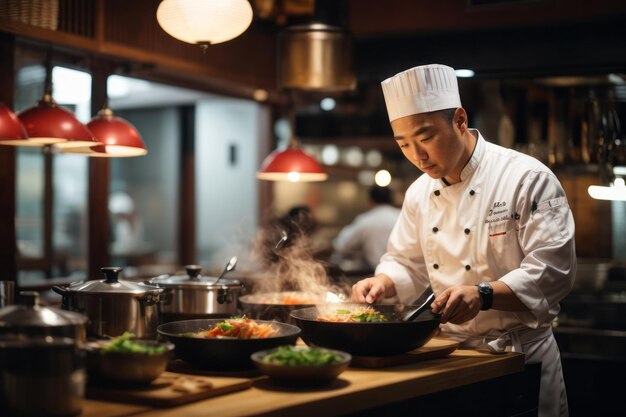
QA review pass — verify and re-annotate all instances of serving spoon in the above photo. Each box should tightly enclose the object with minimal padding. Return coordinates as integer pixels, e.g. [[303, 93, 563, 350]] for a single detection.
[[401, 293, 436, 322], [214, 256, 238, 285]]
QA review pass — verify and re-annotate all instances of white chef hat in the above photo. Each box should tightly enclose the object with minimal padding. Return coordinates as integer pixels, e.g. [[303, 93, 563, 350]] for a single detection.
[[381, 64, 462, 122]]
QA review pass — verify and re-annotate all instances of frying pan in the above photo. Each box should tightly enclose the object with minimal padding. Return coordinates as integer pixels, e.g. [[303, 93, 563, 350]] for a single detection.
[[157, 319, 301, 370], [290, 304, 440, 356]]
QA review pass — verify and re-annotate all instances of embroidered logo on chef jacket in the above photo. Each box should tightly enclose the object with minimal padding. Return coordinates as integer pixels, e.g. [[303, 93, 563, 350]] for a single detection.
[[484, 200, 511, 225]]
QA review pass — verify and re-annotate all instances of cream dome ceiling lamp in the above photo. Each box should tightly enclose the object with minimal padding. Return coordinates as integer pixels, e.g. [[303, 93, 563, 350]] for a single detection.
[[156, 0, 254, 49]]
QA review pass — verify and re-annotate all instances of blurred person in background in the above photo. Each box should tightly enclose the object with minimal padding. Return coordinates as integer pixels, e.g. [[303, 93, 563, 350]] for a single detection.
[[332, 186, 401, 272]]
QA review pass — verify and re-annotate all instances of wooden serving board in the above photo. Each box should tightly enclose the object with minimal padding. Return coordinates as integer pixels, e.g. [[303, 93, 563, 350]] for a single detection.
[[349, 337, 459, 368], [86, 372, 252, 408]]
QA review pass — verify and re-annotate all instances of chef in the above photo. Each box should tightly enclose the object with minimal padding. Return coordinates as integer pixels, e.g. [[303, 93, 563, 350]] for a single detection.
[[351, 64, 576, 417]]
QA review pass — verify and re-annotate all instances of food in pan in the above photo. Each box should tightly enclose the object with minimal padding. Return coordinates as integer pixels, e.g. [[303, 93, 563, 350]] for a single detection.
[[181, 317, 279, 339], [247, 291, 321, 305], [261, 345, 343, 366], [316, 307, 387, 323], [100, 332, 168, 355]]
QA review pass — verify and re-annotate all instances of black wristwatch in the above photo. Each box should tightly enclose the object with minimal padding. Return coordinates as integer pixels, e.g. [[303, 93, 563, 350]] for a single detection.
[[476, 282, 493, 311]]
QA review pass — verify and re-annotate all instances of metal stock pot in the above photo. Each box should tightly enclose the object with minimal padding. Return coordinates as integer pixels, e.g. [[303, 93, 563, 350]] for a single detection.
[[148, 265, 244, 322], [0, 291, 87, 416], [53, 267, 163, 339]]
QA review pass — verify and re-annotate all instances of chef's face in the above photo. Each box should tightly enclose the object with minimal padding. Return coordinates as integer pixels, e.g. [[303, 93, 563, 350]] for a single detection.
[[391, 108, 469, 184]]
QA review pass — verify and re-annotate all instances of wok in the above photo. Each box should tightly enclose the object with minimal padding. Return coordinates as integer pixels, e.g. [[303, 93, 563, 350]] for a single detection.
[[290, 304, 440, 356], [157, 319, 301, 370]]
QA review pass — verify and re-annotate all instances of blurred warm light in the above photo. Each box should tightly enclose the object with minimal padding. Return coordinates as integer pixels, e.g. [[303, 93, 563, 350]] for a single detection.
[[365, 149, 383, 167], [357, 170, 375, 186], [344, 146, 364, 166], [588, 178, 626, 201], [320, 97, 336, 111], [614, 166, 626, 176], [374, 170, 392, 187], [455, 69, 475, 78], [321, 144, 340, 165], [253, 89, 268, 102]]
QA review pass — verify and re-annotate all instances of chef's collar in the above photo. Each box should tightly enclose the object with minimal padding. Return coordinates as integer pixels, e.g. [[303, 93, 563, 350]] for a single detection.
[[458, 129, 485, 182]]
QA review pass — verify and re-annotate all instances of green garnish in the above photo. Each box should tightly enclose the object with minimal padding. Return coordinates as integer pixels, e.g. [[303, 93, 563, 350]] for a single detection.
[[262, 345, 342, 366], [350, 311, 386, 322], [101, 332, 167, 355], [334, 308, 386, 322], [219, 322, 235, 332]]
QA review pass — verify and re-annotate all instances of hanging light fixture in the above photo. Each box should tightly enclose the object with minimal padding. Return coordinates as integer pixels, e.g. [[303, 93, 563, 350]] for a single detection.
[[62, 104, 148, 157], [0, 103, 29, 146], [257, 111, 327, 182], [17, 60, 98, 149], [257, 145, 328, 182], [156, 0, 253, 49]]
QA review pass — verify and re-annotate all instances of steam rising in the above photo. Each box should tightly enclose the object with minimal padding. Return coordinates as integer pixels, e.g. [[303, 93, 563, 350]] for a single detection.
[[247, 214, 350, 300]]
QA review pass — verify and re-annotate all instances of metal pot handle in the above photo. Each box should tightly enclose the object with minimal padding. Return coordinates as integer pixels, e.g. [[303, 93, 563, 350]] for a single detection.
[[51, 286, 68, 296], [136, 290, 163, 306]]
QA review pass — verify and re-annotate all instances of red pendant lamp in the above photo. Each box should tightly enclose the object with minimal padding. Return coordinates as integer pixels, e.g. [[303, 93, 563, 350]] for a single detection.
[[0, 103, 29, 146], [18, 93, 98, 148], [257, 138, 327, 182], [17, 59, 98, 148], [63, 105, 147, 157]]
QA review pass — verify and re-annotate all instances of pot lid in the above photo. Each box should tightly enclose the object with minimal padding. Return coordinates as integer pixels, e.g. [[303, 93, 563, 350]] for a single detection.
[[0, 291, 87, 329], [150, 265, 243, 289], [63, 267, 162, 294]]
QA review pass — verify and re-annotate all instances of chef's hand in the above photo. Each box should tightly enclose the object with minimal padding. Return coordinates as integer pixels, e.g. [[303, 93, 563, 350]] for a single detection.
[[431, 285, 482, 324], [351, 274, 396, 304]]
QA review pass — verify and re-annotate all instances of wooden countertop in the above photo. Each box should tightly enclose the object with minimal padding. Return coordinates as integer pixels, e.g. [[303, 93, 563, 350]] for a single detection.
[[80, 346, 525, 417]]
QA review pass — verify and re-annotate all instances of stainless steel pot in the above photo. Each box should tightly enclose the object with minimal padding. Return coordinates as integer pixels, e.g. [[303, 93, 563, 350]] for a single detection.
[[0, 291, 87, 343], [0, 292, 87, 416], [52, 267, 163, 339], [149, 265, 244, 322], [0, 337, 85, 417]]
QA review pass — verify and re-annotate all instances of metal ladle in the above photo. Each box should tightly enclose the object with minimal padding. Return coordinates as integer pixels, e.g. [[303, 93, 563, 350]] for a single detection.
[[214, 256, 238, 285], [275, 229, 289, 250]]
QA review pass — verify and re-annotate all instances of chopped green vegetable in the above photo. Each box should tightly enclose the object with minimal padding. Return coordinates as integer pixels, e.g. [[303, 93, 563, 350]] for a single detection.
[[180, 332, 197, 338], [219, 322, 235, 332], [101, 332, 167, 355], [333, 308, 386, 322], [262, 345, 343, 366]]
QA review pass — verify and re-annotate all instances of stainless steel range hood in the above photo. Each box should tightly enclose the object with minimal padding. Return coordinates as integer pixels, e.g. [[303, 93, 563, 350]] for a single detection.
[[277, 0, 355, 92]]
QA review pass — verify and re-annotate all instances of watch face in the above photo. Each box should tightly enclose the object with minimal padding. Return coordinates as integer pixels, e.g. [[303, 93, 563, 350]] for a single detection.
[[478, 282, 493, 293]]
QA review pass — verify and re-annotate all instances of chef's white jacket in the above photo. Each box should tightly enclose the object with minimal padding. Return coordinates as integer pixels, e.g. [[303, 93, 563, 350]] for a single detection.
[[377, 130, 575, 417]]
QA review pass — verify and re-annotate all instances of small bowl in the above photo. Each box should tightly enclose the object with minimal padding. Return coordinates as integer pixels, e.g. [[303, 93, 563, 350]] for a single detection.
[[251, 345, 351, 386], [85, 339, 174, 385]]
